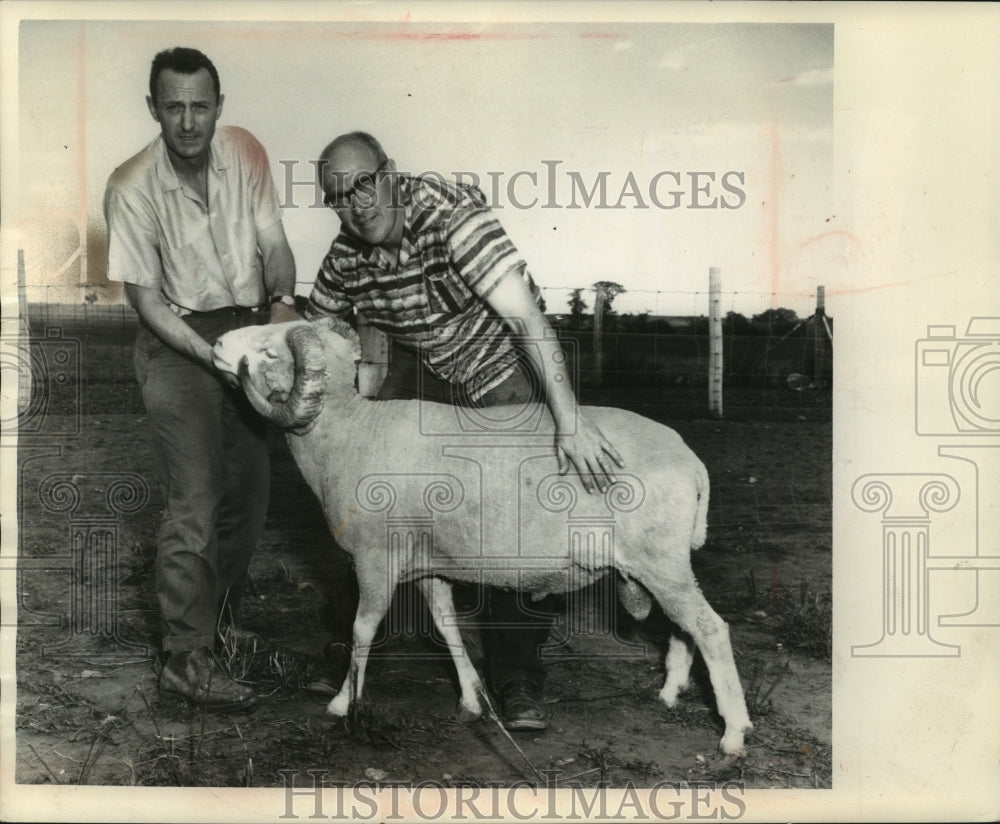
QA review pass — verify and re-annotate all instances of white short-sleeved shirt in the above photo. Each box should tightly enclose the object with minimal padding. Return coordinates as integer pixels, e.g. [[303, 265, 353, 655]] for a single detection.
[[104, 125, 282, 314]]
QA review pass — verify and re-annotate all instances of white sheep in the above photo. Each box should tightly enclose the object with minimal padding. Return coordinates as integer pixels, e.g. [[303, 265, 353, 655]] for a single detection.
[[213, 317, 753, 756]]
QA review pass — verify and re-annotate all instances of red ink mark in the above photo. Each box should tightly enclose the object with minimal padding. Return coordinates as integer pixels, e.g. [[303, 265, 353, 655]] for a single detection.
[[369, 30, 548, 42]]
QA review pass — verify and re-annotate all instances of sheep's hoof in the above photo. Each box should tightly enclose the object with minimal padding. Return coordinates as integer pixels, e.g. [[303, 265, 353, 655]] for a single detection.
[[327, 693, 351, 717], [456, 701, 482, 723], [718, 723, 753, 758], [719, 742, 747, 760], [658, 681, 688, 708]]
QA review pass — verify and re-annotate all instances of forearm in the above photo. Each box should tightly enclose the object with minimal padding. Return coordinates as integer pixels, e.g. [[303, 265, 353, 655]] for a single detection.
[[485, 269, 623, 491], [515, 314, 579, 432], [125, 283, 215, 368], [262, 242, 296, 298], [484, 271, 580, 429], [260, 222, 297, 299], [260, 224, 300, 322]]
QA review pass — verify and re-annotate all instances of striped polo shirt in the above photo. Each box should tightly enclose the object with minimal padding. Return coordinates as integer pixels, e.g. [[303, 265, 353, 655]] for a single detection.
[[307, 175, 542, 402]]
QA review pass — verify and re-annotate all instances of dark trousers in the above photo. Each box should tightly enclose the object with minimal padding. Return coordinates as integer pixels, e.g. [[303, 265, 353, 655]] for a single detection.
[[134, 309, 270, 653], [377, 342, 555, 690]]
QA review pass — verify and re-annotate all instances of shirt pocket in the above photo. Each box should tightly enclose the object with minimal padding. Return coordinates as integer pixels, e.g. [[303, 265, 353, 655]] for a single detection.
[[423, 260, 474, 316], [159, 228, 214, 299]]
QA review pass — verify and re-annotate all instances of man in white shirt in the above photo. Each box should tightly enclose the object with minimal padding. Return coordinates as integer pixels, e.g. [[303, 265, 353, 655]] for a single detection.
[[104, 47, 298, 712]]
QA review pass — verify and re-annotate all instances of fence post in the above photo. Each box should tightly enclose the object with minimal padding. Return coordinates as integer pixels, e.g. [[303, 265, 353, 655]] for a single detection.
[[17, 249, 33, 414], [813, 285, 828, 383], [356, 314, 390, 398], [592, 283, 606, 387], [708, 267, 723, 419]]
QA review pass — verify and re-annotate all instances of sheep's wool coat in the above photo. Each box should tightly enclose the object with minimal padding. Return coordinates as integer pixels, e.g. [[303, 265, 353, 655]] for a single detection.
[[281, 327, 706, 596]]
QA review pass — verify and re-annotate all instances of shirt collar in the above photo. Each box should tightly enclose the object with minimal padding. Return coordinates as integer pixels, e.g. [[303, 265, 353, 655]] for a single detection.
[[153, 133, 228, 193]]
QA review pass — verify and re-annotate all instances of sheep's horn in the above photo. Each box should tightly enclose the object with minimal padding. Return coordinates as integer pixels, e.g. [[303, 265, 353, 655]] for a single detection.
[[240, 323, 328, 433]]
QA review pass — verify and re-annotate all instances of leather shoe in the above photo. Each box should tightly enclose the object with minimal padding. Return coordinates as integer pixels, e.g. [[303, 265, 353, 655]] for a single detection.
[[159, 647, 256, 713], [498, 680, 548, 731]]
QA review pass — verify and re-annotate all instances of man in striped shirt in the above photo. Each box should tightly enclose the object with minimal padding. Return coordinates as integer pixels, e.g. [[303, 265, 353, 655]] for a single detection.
[[305, 132, 624, 730]]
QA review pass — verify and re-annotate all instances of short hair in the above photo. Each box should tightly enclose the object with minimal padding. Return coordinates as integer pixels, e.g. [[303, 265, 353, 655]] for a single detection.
[[319, 131, 389, 168], [149, 47, 221, 103]]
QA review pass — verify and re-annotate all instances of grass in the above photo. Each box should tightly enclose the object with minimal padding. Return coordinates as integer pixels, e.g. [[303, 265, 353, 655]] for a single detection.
[[742, 659, 790, 719], [574, 741, 663, 784], [736, 570, 832, 661], [778, 582, 833, 660]]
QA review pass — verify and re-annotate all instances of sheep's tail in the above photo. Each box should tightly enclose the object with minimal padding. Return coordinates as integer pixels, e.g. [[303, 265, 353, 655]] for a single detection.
[[690, 460, 709, 551]]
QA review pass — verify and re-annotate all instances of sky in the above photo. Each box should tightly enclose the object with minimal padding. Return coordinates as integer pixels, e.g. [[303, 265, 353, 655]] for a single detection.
[[16, 19, 833, 318]]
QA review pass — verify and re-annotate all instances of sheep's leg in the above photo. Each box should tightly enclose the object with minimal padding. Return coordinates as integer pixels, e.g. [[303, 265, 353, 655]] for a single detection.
[[416, 577, 484, 722], [327, 574, 392, 717], [659, 633, 694, 707], [648, 570, 753, 757]]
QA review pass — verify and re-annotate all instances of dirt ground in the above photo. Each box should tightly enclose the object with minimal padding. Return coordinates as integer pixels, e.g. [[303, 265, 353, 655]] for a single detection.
[[14, 379, 831, 790]]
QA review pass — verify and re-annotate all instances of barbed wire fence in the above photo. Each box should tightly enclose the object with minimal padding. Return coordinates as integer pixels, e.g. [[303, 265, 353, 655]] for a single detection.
[[12, 275, 832, 421]]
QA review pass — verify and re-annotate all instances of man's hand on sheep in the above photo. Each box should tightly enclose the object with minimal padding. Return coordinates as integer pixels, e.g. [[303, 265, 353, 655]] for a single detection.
[[555, 414, 626, 494], [481, 273, 627, 494]]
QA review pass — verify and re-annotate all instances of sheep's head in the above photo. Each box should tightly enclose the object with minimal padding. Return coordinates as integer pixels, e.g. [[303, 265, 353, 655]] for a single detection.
[[213, 320, 334, 433]]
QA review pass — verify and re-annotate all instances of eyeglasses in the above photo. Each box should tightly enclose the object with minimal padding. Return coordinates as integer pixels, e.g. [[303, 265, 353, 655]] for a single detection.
[[323, 161, 388, 210]]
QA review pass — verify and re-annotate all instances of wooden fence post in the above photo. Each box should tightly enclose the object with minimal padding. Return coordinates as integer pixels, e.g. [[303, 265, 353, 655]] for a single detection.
[[708, 267, 723, 419], [813, 285, 828, 382], [356, 314, 390, 398], [17, 249, 33, 414], [592, 283, 606, 387]]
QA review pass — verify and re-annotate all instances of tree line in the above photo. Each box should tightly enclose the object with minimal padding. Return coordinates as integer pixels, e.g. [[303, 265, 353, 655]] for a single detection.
[[554, 281, 804, 336]]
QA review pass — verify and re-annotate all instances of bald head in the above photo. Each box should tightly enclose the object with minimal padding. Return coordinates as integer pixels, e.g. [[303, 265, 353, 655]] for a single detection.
[[317, 131, 403, 250], [318, 132, 388, 187]]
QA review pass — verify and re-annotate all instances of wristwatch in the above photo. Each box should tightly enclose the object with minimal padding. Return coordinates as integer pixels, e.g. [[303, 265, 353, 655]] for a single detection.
[[270, 294, 295, 308]]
